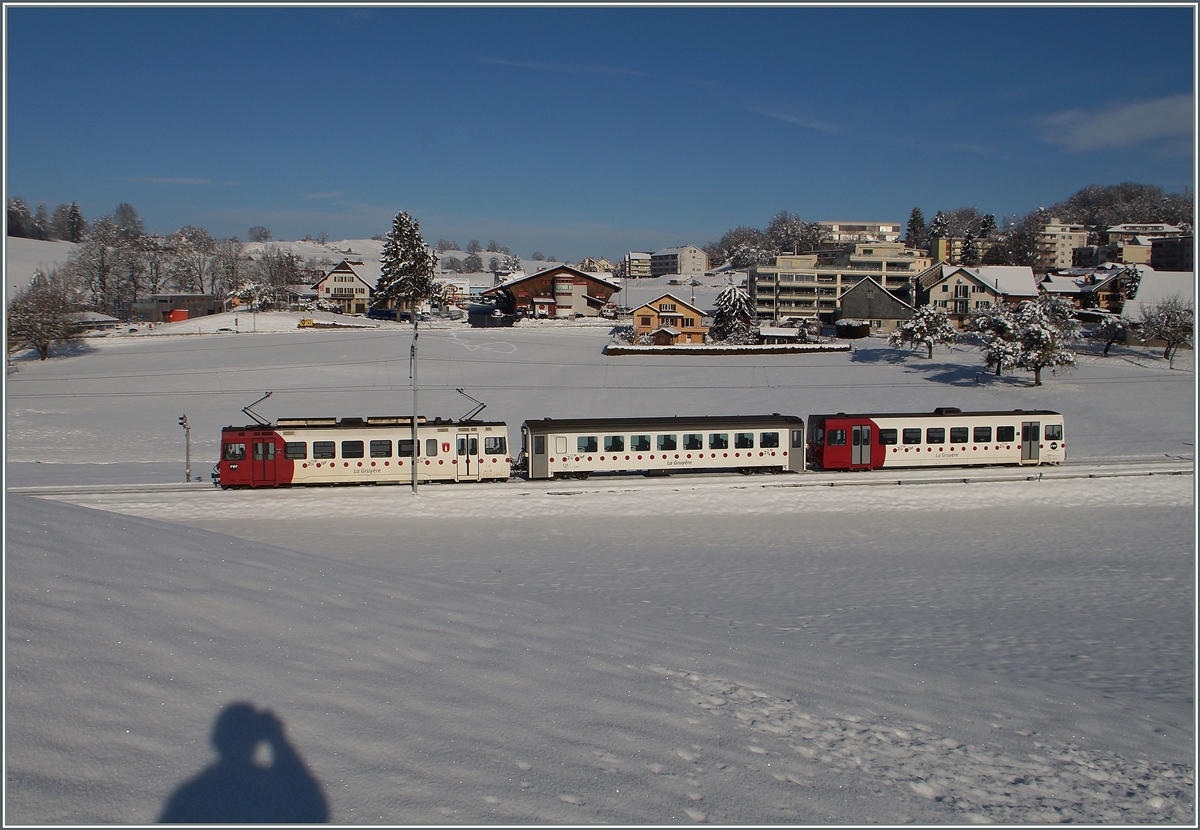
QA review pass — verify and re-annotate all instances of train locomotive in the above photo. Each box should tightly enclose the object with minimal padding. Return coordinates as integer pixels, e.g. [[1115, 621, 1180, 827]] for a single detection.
[[215, 407, 1064, 488]]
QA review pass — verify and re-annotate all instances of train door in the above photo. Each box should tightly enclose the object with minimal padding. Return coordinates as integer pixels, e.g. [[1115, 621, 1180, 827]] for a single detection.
[[850, 424, 873, 469], [1021, 421, 1040, 463], [455, 431, 481, 481], [252, 438, 277, 485]]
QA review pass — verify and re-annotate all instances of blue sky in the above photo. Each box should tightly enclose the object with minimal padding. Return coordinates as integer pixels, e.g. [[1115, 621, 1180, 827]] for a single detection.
[[5, 5, 1195, 261]]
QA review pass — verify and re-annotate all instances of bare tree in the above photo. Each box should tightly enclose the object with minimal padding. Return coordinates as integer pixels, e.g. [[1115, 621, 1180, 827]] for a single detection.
[[168, 226, 217, 293], [7, 268, 78, 360], [248, 226, 272, 242]]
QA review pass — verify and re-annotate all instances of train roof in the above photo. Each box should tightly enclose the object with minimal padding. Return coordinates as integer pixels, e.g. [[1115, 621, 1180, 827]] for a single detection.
[[807, 408, 1061, 421], [522, 414, 804, 433], [223, 416, 507, 431]]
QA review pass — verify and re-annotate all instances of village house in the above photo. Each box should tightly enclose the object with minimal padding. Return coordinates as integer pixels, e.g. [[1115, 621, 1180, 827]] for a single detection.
[[914, 263, 1037, 327], [632, 294, 708, 345], [311, 259, 374, 314], [482, 264, 619, 318], [835, 276, 914, 334]]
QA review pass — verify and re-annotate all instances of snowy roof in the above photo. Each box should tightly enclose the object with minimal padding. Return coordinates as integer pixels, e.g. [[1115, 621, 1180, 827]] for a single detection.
[[651, 326, 681, 336], [653, 245, 703, 256], [975, 266, 1039, 298], [633, 293, 704, 316], [484, 265, 620, 294], [1127, 268, 1195, 316]]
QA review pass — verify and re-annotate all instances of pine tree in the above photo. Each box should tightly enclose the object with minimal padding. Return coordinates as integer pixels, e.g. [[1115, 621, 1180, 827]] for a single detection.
[[960, 231, 980, 266], [710, 284, 757, 344], [928, 211, 949, 240], [64, 202, 88, 242], [888, 305, 957, 359], [7, 198, 32, 238], [905, 207, 926, 250], [374, 211, 437, 314]]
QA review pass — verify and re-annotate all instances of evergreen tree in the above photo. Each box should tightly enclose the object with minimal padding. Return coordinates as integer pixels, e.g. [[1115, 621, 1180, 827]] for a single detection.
[[960, 231, 980, 266], [32, 204, 50, 240], [64, 202, 88, 242], [905, 207, 926, 250], [710, 284, 757, 344], [928, 211, 949, 240], [888, 305, 957, 359], [374, 211, 438, 314], [7, 198, 32, 237]]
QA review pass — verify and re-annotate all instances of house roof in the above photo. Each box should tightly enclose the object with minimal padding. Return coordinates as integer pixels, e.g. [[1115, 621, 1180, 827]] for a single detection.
[[974, 266, 1039, 298], [653, 245, 703, 256], [313, 259, 376, 291], [633, 293, 704, 317], [483, 264, 620, 295], [1127, 267, 1195, 316]]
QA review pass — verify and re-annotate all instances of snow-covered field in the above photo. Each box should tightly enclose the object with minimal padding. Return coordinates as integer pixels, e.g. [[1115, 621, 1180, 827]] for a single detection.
[[5, 316, 1195, 824]]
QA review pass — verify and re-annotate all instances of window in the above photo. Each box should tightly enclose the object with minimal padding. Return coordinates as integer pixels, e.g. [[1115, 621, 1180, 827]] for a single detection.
[[760, 432, 779, 448], [370, 439, 392, 458], [708, 433, 728, 450], [926, 427, 945, 444], [827, 429, 847, 446], [973, 426, 992, 443], [950, 427, 969, 444], [791, 430, 804, 448], [425, 438, 439, 456], [657, 434, 677, 451], [578, 435, 598, 453], [902, 428, 921, 445], [659, 302, 676, 312], [631, 434, 651, 452], [555, 436, 567, 454], [253, 442, 274, 461], [224, 442, 247, 461], [313, 441, 335, 459], [284, 442, 307, 460], [682, 433, 703, 450], [997, 426, 1016, 442], [533, 435, 545, 455], [735, 432, 754, 449], [640, 316, 652, 326], [398, 438, 415, 457], [603, 435, 624, 452], [878, 428, 898, 445], [1045, 424, 1063, 441], [942, 284, 949, 292], [341, 440, 364, 458], [484, 436, 507, 454]]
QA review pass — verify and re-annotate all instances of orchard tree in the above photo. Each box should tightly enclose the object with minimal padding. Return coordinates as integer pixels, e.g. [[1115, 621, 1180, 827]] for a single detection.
[[1012, 295, 1081, 386], [1138, 296, 1193, 364], [888, 305, 957, 359], [6, 268, 78, 360], [710, 284, 757, 344], [968, 304, 1020, 376], [463, 252, 483, 272], [374, 210, 438, 316], [1091, 314, 1133, 357], [466, 239, 482, 254]]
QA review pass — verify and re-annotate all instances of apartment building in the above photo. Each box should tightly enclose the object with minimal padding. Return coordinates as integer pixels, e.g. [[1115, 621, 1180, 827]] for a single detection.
[[817, 221, 902, 243], [650, 245, 708, 277], [748, 241, 930, 322], [624, 251, 652, 279], [1037, 218, 1088, 272], [926, 235, 994, 265], [1106, 223, 1186, 246]]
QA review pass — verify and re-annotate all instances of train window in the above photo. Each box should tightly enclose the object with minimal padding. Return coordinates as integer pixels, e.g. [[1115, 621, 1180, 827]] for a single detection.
[[425, 438, 439, 456], [341, 440, 364, 458], [224, 442, 247, 461], [604, 435, 624, 452], [398, 438, 415, 457], [313, 441, 335, 459], [791, 430, 804, 448], [578, 436, 598, 453], [533, 435, 545, 454], [1045, 424, 1063, 441], [950, 427, 969, 444], [708, 433, 728, 449], [627, 435, 647, 452], [996, 426, 1016, 442], [555, 436, 567, 454], [973, 426, 992, 443], [735, 432, 754, 449], [253, 442, 274, 461], [370, 439, 392, 458], [878, 429, 898, 445], [284, 441, 307, 459], [926, 427, 945, 444], [760, 432, 779, 448], [683, 433, 703, 450], [485, 436, 507, 454], [657, 434, 677, 451], [902, 429, 921, 445], [827, 429, 846, 446]]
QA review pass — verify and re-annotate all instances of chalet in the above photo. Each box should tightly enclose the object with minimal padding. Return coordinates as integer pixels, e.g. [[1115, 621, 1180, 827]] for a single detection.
[[835, 277, 913, 334], [1039, 264, 1138, 312], [632, 294, 708, 344], [916, 263, 1039, 326], [482, 265, 619, 318], [312, 259, 374, 314]]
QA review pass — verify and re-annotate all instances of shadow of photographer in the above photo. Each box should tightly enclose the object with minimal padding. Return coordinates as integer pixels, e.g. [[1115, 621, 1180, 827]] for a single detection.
[[159, 701, 329, 823]]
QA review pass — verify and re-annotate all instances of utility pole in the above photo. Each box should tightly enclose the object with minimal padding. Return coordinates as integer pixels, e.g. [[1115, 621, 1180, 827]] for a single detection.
[[410, 313, 419, 496], [179, 414, 191, 482]]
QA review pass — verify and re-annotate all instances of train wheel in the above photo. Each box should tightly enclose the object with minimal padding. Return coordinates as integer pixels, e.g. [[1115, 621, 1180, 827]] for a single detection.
[[575, 471, 590, 480]]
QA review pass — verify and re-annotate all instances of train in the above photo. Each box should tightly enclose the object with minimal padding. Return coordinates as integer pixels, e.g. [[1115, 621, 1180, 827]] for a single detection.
[[215, 407, 1065, 488]]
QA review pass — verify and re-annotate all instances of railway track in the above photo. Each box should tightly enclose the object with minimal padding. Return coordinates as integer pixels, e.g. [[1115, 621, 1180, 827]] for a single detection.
[[8, 456, 1192, 499]]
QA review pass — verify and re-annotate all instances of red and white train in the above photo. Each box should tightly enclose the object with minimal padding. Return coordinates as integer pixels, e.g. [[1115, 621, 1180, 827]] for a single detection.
[[215, 407, 1064, 487]]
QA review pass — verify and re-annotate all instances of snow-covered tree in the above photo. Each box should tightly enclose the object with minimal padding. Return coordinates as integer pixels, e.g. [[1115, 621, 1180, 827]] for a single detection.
[[766, 211, 825, 254], [710, 284, 757, 344], [373, 210, 438, 315], [1137, 296, 1193, 363], [500, 253, 523, 276], [248, 226, 272, 242], [1012, 295, 1080, 386], [49, 202, 88, 242], [928, 211, 949, 241], [209, 237, 249, 298], [968, 304, 1020, 376], [7, 268, 78, 360], [888, 305, 957, 359], [7, 197, 32, 237], [1091, 315, 1132, 357], [905, 207, 926, 250], [462, 253, 483, 273], [960, 231, 980, 266]]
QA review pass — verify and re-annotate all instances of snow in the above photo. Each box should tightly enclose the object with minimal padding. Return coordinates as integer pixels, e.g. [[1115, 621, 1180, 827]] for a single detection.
[[4, 317, 1195, 824], [3, 237, 79, 303]]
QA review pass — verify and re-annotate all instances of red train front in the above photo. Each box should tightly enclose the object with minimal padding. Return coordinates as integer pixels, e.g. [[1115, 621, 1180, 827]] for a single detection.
[[218, 426, 294, 487]]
